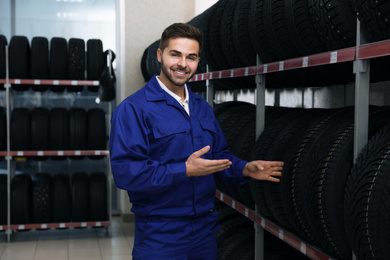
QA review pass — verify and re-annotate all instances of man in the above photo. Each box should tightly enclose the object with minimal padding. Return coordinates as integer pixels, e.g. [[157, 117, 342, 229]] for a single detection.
[[109, 23, 283, 260]]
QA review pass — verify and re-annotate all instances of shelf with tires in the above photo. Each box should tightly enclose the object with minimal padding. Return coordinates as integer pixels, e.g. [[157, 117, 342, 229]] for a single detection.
[[0, 34, 116, 241], [141, 1, 390, 259]]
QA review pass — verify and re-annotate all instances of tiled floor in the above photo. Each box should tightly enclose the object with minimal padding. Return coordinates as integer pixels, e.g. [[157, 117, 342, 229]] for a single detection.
[[0, 217, 135, 260]]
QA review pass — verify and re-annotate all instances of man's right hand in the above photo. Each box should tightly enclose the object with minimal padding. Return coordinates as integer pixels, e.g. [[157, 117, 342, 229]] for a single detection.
[[186, 146, 232, 177]]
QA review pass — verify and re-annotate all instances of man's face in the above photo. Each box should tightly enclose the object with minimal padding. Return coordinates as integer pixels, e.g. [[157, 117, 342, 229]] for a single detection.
[[157, 37, 200, 89]]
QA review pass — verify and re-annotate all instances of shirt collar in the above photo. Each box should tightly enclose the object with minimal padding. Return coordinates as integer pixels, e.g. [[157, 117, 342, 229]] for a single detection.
[[156, 76, 189, 106]]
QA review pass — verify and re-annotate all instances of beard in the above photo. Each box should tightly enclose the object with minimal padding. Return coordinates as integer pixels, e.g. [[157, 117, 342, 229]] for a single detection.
[[160, 56, 195, 87]]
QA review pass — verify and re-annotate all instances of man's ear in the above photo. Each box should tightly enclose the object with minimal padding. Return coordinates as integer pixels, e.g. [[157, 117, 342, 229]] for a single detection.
[[157, 48, 162, 63]]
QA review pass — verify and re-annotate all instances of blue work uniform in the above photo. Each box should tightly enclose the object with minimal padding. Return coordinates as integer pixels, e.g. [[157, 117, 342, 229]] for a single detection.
[[109, 75, 249, 259]]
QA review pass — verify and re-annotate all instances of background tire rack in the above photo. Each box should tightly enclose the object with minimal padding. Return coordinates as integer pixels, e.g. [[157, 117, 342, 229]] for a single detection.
[[0, 46, 112, 242], [189, 21, 390, 260]]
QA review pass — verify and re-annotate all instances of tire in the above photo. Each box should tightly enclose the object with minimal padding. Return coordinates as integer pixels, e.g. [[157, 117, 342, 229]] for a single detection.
[[0, 174, 7, 225], [51, 173, 71, 223], [10, 108, 31, 151], [89, 172, 108, 221], [345, 123, 390, 260], [308, 0, 357, 51], [32, 173, 51, 223], [87, 108, 106, 160], [71, 172, 89, 222], [49, 37, 67, 92], [30, 37, 49, 92], [0, 107, 6, 152], [30, 107, 50, 151], [0, 35, 7, 91], [87, 39, 104, 91], [67, 38, 85, 92], [141, 40, 161, 82], [232, 0, 256, 67], [49, 108, 69, 151], [87, 108, 106, 150], [69, 108, 87, 151], [11, 173, 32, 225], [9, 36, 30, 91], [353, 0, 390, 42]]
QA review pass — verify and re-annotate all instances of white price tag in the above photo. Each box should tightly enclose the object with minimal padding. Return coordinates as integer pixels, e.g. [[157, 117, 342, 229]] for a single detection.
[[330, 51, 338, 63], [34, 80, 40, 85], [245, 208, 248, 217], [278, 229, 284, 240], [279, 61, 284, 71], [232, 200, 235, 209], [300, 242, 307, 254], [263, 64, 268, 73], [302, 57, 309, 67]]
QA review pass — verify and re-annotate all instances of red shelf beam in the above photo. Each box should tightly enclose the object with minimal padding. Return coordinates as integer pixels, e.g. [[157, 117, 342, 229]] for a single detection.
[[0, 79, 99, 86], [215, 190, 335, 260], [0, 150, 109, 157], [9, 221, 110, 230]]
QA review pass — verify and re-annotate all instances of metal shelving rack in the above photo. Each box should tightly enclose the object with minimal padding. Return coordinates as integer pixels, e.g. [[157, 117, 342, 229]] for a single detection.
[[0, 46, 112, 242], [189, 21, 390, 260]]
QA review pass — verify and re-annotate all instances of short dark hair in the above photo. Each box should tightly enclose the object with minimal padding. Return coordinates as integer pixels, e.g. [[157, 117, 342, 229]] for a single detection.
[[159, 23, 203, 56]]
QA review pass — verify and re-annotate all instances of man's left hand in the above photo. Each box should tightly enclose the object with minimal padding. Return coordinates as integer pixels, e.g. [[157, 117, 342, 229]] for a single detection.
[[243, 160, 284, 182]]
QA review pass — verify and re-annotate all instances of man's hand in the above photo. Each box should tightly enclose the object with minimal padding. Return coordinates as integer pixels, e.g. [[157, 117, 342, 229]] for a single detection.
[[243, 160, 284, 182], [186, 146, 232, 177]]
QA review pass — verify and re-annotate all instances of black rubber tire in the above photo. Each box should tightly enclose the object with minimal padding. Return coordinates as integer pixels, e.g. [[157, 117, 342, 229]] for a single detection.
[[87, 39, 104, 91], [220, 0, 245, 69], [51, 173, 71, 223], [32, 173, 51, 224], [11, 173, 32, 225], [67, 38, 85, 92], [30, 37, 49, 92], [308, 0, 357, 51], [49, 108, 69, 151], [353, 0, 390, 42], [9, 36, 30, 91], [49, 37, 67, 92], [345, 123, 390, 260], [10, 108, 31, 151], [282, 107, 354, 244], [141, 40, 161, 82], [0, 174, 7, 225], [304, 107, 390, 259], [71, 172, 89, 222], [0, 35, 7, 91], [30, 107, 50, 151], [87, 108, 106, 150], [0, 107, 5, 152], [69, 108, 87, 151], [232, 0, 256, 67], [208, 0, 231, 71], [89, 172, 108, 221]]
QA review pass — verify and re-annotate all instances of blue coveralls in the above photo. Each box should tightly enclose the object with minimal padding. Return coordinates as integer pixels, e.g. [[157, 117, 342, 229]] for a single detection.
[[109, 75, 249, 259]]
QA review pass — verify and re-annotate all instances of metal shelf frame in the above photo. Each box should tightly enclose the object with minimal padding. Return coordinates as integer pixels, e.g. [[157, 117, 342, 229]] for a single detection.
[[0, 45, 113, 242]]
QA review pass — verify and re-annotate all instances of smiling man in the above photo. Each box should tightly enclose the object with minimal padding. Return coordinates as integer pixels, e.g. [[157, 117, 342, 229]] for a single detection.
[[109, 23, 284, 260]]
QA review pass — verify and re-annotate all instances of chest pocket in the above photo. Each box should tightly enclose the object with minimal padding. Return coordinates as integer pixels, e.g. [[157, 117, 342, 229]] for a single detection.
[[198, 119, 218, 150], [150, 122, 191, 160]]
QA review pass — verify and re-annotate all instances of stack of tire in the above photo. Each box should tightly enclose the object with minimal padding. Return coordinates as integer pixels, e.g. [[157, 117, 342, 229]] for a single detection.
[[141, 0, 390, 91], [0, 35, 105, 92], [9, 171, 108, 227], [10, 107, 106, 158], [215, 200, 312, 260], [214, 101, 390, 259]]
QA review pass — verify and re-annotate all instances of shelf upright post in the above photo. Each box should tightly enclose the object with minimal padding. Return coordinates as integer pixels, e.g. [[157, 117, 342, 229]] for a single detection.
[[254, 55, 266, 260], [4, 45, 12, 242], [352, 17, 371, 260], [206, 64, 214, 108], [353, 18, 370, 161]]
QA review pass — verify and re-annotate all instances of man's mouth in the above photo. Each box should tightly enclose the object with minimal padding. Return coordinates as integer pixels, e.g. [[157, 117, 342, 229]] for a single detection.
[[173, 69, 187, 75]]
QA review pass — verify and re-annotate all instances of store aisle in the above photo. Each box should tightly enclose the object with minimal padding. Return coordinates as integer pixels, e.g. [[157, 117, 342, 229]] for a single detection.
[[0, 217, 134, 260]]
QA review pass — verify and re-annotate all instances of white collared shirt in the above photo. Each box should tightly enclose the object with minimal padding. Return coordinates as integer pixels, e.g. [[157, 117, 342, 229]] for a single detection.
[[156, 76, 190, 116]]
